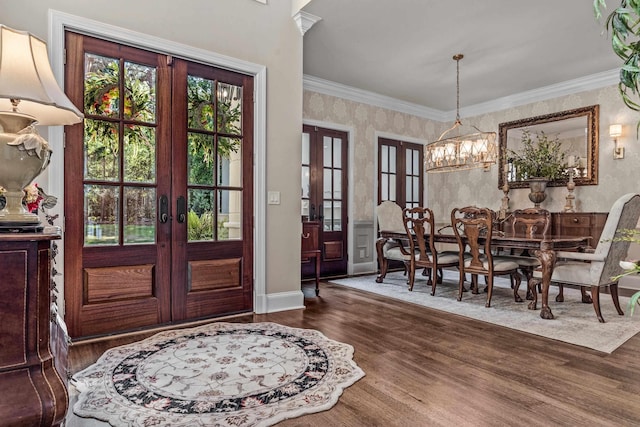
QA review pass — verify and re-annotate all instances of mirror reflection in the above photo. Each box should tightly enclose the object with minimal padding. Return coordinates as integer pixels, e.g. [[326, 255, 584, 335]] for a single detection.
[[498, 105, 599, 189]]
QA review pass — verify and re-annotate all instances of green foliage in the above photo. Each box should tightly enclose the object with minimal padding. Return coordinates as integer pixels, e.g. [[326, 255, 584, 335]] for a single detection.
[[594, 0, 640, 132], [508, 130, 568, 180], [84, 58, 241, 243], [187, 210, 214, 241]]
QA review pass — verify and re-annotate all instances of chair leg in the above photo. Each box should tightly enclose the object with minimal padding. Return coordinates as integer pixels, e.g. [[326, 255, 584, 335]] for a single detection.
[[376, 258, 389, 283], [610, 283, 624, 316], [580, 286, 593, 303], [520, 267, 534, 300], [471, 274, 479, 294], [407, 262, 415, 291], [512, 272, 523, 303], [430, 266, 438, 296], [591, 285, 604, 323], [485, 275, 494, 307], [425, 268, 434, 287], [457, 269, 466, 301], [556, 283, 565, 302], [437, 268, 443, 284]]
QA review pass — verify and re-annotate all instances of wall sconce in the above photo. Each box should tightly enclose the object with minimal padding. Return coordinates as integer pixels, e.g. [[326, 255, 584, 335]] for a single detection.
[[610, 124, 624, 159]]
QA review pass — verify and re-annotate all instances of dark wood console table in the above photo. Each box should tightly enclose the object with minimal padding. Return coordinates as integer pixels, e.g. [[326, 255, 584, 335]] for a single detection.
[[0, 232, 68, 426], [551, 212, 607, 248], [302, 221, 321, 296]]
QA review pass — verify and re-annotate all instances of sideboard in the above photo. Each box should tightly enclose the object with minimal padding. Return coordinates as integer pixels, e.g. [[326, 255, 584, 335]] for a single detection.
[[0, 232, 68, 426], [551, 212, 608, 249]]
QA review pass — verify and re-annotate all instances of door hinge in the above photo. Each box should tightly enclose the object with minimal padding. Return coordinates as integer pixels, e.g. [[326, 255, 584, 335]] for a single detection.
[[167, 55, 174, 66], [63, 48, 66, 65], [63, 132, 66, 149]]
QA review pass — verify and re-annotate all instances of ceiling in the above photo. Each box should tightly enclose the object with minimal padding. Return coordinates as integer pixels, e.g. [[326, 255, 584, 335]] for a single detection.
[[301, 0, 620, 117]]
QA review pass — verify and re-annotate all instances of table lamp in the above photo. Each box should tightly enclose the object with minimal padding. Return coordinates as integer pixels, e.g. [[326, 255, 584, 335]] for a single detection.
[[0, 25, 83, 231]]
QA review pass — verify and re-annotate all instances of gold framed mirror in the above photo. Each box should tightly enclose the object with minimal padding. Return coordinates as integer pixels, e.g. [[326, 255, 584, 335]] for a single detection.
[[498, 105, 599, 189]]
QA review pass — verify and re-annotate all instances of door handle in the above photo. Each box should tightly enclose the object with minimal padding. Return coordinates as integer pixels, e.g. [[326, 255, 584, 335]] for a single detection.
[[309, 203, 316, 221], [159, 195, 169, 223], [318, 203, 324, 221], [177, 196, 186, 223]]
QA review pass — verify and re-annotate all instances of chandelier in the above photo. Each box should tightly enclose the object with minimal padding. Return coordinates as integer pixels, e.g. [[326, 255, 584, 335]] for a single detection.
[[424, 54, 496, 173]]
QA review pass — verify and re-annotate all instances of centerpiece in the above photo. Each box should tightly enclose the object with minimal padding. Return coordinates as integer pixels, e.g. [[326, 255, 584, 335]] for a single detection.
[[508, 130, 568, 207]]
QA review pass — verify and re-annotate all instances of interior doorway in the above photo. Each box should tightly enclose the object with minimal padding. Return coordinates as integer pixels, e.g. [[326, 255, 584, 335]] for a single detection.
[[301, 125, 349, 278]]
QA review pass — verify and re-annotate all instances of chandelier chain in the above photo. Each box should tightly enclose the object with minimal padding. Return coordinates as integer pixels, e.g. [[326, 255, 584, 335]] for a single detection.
[[454, 53, 463, 124]]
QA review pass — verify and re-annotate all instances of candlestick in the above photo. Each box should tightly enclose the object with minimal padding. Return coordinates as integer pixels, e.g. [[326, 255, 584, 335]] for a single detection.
[[563, 167, 576, 212]]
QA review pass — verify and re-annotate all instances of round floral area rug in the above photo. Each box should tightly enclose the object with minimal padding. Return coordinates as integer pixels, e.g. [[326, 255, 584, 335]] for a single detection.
[[72, 322, 365, 426]]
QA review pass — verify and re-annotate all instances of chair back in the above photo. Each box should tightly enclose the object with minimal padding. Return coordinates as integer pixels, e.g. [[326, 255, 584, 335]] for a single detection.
[[376, 201, 405, 233], [510, 208, 550, 238], [451, 206, 494, 273], [402, 207, 436, 264], [593, 193, 640, 284]]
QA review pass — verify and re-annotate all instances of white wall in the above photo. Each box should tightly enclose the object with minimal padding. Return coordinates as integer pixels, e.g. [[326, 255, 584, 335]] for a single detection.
[[2, 0, 305, 313]]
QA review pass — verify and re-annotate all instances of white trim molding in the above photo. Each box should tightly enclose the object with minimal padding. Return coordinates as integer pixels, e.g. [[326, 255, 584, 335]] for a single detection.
[[293, 11, 322, 36], [304, 74, 448, 122], [47, 10, 268, 315], [304, 69, 619, 123], [264, 291, 306, 313]]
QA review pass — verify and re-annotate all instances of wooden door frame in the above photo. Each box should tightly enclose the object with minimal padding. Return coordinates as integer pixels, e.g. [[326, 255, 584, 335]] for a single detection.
[[48, 11, 270, 315], [303, 119, 355, 275]]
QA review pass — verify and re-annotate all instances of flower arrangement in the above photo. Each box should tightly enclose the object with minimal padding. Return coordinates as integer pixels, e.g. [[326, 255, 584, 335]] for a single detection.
[[508, 130, 569, 181]]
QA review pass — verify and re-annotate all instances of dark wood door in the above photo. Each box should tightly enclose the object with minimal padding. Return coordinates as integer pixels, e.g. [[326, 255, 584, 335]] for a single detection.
[[302, 125, 348, 278], [64, 33, 253, 338]]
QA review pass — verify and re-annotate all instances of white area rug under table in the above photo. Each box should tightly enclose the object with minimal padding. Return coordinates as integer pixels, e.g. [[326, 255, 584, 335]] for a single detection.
[[330, 270, 640, 354]]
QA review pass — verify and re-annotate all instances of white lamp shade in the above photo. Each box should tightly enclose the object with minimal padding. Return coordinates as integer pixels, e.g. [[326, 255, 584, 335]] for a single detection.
[[609, 124, 622, 138], [0, 25, 83, 125]]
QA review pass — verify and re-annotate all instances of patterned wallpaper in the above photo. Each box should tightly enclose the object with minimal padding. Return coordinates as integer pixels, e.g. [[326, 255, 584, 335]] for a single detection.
[[303, 85, 639, 223]]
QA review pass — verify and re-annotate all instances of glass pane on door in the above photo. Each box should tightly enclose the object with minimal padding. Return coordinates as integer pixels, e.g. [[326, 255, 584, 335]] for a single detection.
[[124, 186, 156, 243], [188, 189, 214, 242], [84, 184, 119, 246]]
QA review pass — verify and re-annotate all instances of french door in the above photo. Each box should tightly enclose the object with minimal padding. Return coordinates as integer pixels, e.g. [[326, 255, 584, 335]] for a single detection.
[[64, 33, 253, 338], [301, 125, 348, 278], [378, 137, 424, 208]]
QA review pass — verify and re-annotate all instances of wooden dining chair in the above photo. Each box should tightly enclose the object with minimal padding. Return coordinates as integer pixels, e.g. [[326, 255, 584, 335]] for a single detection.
[[505, 208, 551, 298], [402, 207, 459, 294], [451, 206, 522, 307]]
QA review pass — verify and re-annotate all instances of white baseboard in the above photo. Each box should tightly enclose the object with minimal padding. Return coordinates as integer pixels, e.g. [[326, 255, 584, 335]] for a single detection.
[[257, 290, 305, 314], [351, 261, 376, 276]]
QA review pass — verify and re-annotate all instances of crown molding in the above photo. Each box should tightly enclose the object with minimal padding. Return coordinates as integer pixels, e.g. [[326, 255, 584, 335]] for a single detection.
[[304, 69, 619, 123], [303, 74, 449, 121], [457, 69, 620, 119], [293, 11, 322, 36]]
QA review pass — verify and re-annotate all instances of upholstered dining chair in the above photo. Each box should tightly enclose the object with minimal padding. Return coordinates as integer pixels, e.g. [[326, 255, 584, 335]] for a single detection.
[[451, 206, 522, 307], [402, 207, 459, 294], [376, 201, 412, 283], [532, 193, 640, 322]]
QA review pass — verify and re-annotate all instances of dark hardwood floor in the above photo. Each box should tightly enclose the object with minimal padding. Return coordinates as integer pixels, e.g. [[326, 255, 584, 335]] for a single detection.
[[69, 281, 640, 426]]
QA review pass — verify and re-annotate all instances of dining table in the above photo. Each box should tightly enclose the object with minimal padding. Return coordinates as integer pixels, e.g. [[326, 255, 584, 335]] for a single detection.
[[376, 228, 590, 320]]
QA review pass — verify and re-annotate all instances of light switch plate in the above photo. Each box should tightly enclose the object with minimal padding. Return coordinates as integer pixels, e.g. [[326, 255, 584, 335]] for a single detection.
[[268, 191, 281, 205]]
